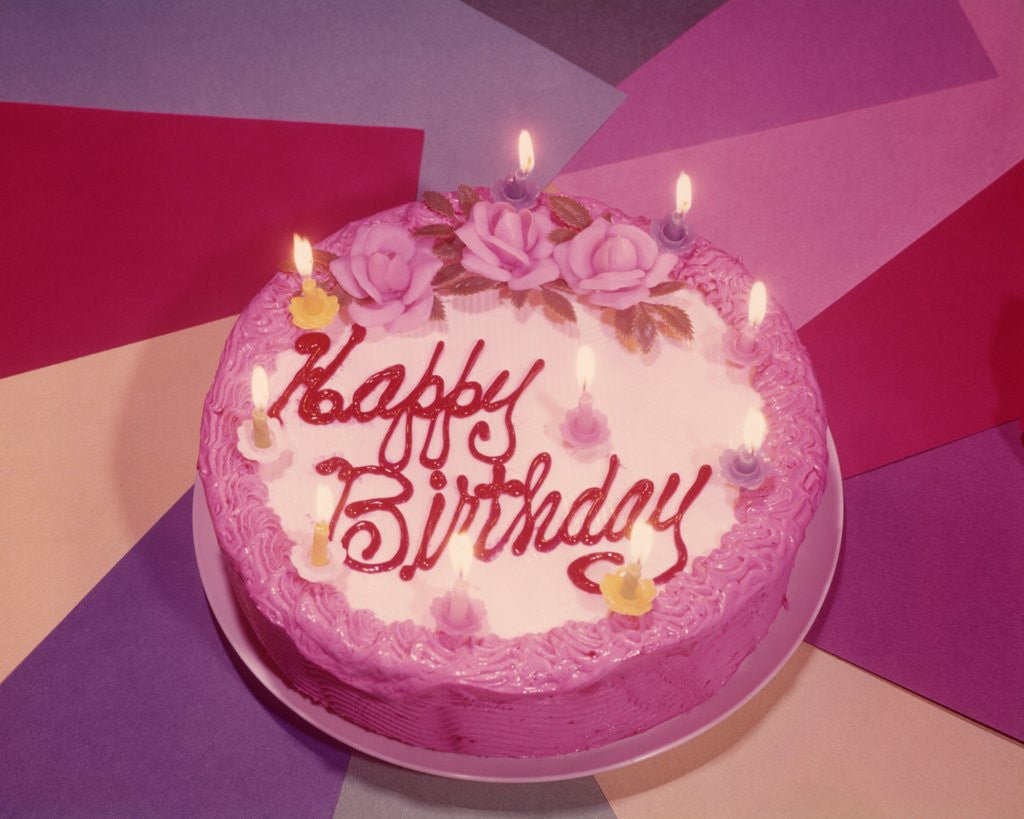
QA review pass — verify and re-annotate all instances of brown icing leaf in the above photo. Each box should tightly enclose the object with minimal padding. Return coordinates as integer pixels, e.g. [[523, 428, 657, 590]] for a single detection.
[[649, 280, 687, 297], [423, 190, 456, 221], [548, 195, 593, 230], [648, 303, 694, 342], [433, 262, 464, 286], [431, 235, 465, 261], [457, 184, 481, 219], [634, 304, 657, 353], [509, 288, 529, 309], [413, 223, 456, 237], [539, 287, 577, 323], [429, 296, 446, 322], [441, 275, 500, 296], [548, 226, 580, 244]]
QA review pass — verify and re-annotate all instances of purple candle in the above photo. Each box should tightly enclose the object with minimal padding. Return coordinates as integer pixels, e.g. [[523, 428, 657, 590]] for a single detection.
[[720, 408, 770, 489], [653, 171, 696, 252], [492, 129, 538, 209], [724, 281, 769, 366]]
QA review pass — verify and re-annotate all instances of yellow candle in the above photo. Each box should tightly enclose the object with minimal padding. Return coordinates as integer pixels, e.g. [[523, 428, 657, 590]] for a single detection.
[[310, 484, 333, 567], [619, 562, 642, 599], [600, 522, 657, 616], [289, 234, 339, 330], [251, 365, 272, 449]]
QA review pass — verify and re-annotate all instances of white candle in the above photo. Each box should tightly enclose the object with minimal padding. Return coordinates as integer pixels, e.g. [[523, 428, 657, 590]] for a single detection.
[[250, 365, 272, 449], [739, 281, 767, 352], [310, 484, 333, 567]]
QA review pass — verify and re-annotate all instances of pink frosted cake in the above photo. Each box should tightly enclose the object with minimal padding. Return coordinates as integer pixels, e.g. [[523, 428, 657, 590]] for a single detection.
[[198, 186, 828, 757]]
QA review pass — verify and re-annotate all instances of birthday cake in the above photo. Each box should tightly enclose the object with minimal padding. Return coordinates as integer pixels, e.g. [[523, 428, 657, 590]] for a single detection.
[[197, 184, 828, 757]]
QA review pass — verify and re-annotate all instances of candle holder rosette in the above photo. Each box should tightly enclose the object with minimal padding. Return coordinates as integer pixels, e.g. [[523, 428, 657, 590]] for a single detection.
[[236, 416, 289, 463], [599, 567, 657, 617], [289, 536, 346, 583], [723, 325, 769, 367], [719, 447, 770, 489], [430, 589, 488, 638], [651, 214, 697, 255], [559, 392, 611, 456], [491, 173, 539, 210], [288, 277, 340, 330]]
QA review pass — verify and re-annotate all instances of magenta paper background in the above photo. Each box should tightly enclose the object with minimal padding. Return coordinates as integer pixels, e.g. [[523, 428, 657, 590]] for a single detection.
[[566, 0, 994, 171]]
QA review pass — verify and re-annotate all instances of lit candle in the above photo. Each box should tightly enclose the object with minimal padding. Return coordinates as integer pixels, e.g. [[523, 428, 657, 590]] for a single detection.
[[620, 521, 653, 599], [493, 129, 538, 208], [430, 532, 487, 636], [310, 484, 333, 567], [294, 233, 318, 307], [560, 345, 610, 450], [288, 234, 339, 330], [250, 365, 272, 449], [599, 521, 658, 616], [738, 281, 767, 353], [719, 407, 770, 488], [653, 171, 696, 252]]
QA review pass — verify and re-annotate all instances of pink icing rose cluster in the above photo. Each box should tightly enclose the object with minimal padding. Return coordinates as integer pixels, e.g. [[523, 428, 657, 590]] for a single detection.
[[457, 200, 676, 309], [329, 223, 439, 332], [552, 219, 676, 310], [329, 194, 680, 334]]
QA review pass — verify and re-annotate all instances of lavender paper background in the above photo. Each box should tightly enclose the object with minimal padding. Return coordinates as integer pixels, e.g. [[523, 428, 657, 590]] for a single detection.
[[0, 0, 622, 190], [0, 491, 350, 815]]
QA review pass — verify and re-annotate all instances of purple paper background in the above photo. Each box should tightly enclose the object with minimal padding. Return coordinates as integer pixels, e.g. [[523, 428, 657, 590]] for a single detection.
[[808, 421, 1024, 741], [565, 0, 995, 171], [0, 0, 622, 190], [463, 0, 728, 84], [0, 491, 350, 815]]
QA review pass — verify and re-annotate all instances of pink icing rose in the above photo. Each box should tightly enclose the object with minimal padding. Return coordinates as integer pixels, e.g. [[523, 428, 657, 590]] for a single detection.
[[329, 222, 439, 331], [455, 201, 558, 290], [553, 220, 677, 309]]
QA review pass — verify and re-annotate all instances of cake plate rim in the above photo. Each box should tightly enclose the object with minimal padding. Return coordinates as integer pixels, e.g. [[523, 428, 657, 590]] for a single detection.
[[192, 430, 843, 783]]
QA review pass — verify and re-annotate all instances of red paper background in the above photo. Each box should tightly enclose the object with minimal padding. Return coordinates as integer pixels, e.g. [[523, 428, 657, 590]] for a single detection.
[[0, 102, 424, 378], [800, 160, 1024, 478]]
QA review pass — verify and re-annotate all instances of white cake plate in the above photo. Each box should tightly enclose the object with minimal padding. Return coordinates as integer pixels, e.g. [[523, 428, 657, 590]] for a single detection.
[[193, 432, 843, 783]]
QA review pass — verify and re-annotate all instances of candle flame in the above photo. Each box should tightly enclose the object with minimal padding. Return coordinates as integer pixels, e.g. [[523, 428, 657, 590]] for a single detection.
[[315, 484, 333, 523], [518, 130, 535, 176], [449, 532, 474, 580], [748, 281, 767, 328], [742, 407, 768, 453], [251, 365, 269, 409], [293, 234, 314, 278], [576, 345, 596, 391], [674, 172, 692, 217], [629, 521, 654, 567]]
